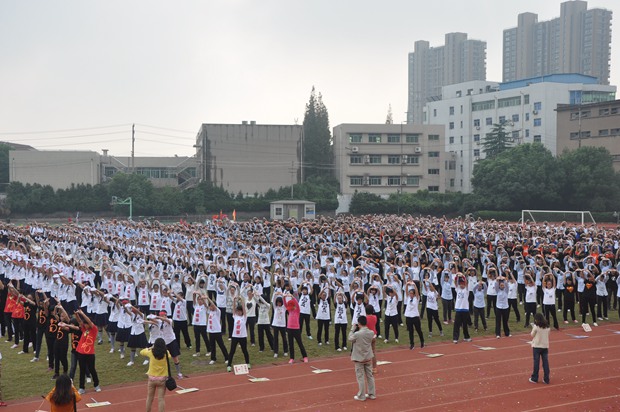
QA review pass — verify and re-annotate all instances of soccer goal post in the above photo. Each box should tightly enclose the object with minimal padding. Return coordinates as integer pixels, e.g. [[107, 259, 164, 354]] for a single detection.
[[521, 210, 596, 225]]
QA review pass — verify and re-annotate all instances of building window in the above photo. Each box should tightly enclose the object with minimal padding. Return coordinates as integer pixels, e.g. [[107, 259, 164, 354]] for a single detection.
[[428, 151, 440, 158], [570, 132, 580, 139], [580, 131, 591, 138], [450, 178, 455, 187], [428, 134, 439, 141], [433, 108, 437, 117], [524, 94, 530, 104], [349, 133, 362, 143], [599, 108, 610, 116], [405, 155, 419, 164], [512, 131, 519, 139], [525, 129, 530, 137], [611, 107, 619, 115], [472, 100, 495, 111], [350, 176, 363, 186], [599, 129, 609, 136], [449, 122, 455, 130], [350, 155, 362, 164], [368, 134, 381, 143], [498, 96, 521, 108], [406, 134, 420, 143], [499, 115, 506, 124], [275, 207, 283, 215], [473, 134, 480, 142], [533, 102, 542, 111], [474, 119, 480, 127], [428, 169, 440, 175], [449, 136, 454, 144], [368, 176, 382, 185], [611, 128, 620, 135], [486, 117, 492, 125], [387, 134, 401, 143], [525, 113, 530, 121], [387, 155, 401, 164], [474, 149, 480, 157], [368, 155, 381, 164], [460, 121, 463, 128], [512, 114, 519, 122], [533, 135, 541, 143], [406, 176, 420, 186], [447, 160, 456, 170], [533, 118, 541, 127], [449, 106, 455, 115], [387, 176, 401, 186], [428, 186, 439, 192]]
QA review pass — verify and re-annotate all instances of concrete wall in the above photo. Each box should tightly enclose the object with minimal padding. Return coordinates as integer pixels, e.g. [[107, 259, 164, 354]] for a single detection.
[[9, 150, 101, 190]]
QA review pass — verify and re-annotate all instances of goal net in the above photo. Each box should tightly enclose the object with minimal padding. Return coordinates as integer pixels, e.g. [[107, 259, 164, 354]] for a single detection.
[[521, 210, 596, 225]]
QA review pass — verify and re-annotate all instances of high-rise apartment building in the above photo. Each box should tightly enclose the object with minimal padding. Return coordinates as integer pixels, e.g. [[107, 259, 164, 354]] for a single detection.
[[407, 33, 486, 124], [503, 1, 612, 84]]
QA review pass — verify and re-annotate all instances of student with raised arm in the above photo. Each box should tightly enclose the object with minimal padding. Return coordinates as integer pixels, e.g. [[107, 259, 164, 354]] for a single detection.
[[403, 281, 424, 350], [227, 295, 250, 372], [333, 292, 348, 352], [472, 280, 487, 332], [542, 273, 559, 330], [494, 275, 511, 338], [452, 273, 471, 344], [73, 309, 101, 394], [424, 280, 443, 338], [562, 272, 578, 323], [382, 285, 399, 344], [283, 292, 308, 364], [191, 292, 210, 357], [204, 294, 229, 365], [297, 283, 313, 340]]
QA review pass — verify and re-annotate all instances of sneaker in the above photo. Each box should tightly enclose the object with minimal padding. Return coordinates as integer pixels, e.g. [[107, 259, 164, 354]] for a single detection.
[[177, 373, 183, 379], [29, 342, 33, 348], [126, 361, 134, 366], [87, 377, 92, 383], [10, 344, 18, 349], [395, 339, 399, 343], [109, 348, 115, 353], [598, 317, 603, 321], [192, 353, 201, 357], [368, 395, 376, 400], [443, 321, 449, 325], [496, 335, 501, 339], [187, 346, 192, 350], [428, 333, 433, 338], [248, 364, 251, 369], [227, 366, 232, 372], [205, 352, 211, 357], [593, 322, 599, 327], [377, 335, 382, 339], [326, 341, 330, 345], [399, 323, 404, 327], [51, 374, 59, 380], [543, 380, 549, 385], [98, 339, 103, 345], [95, 386, 102, 392], [78, 389, 86, 395], [30, 357, 39, 362], [453, 340, 458, 344], [336, 348, 342, 352], [209, 360, 216, 365], [303, 357, 308, 363], [307, 336, 313, 340], [288, 359, 294, 364], [120, 353, 125, 359], [574, 320, 579, 323], [343, 346, 347, 351], [440, 331, 444, 337], [274, 353, 278, 358], [142, 359, 149, 365], [421, 342, 425, 348], [318, 342, 322, 346], [384, 339, 388, 344], [353, 395, 366, 401], [283, 352, 288, 357], [604, 317, 609, 320], [529, 378, 537, 384], [409, 344, 414, 350], [251, 343, 255, 347], [558, 309, 562, 312], [464, 338, 472, 342], [17, 351, 25, 355], [564, 320, 569, 324]]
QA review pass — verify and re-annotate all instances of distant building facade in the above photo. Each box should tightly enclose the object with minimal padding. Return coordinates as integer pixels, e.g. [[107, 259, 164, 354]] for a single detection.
[[503, 1, 612, 84], [9, 149, 198, 191], [195, 122, 302, 196], [408, 33, 487, 124], [333, 123, 450, 211], [424, 74, 616, 193], [556, 99, 620, 171]]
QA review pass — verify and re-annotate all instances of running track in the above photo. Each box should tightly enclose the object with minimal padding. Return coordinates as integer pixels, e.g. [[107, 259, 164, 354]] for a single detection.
[[12, 324, 620, 411]]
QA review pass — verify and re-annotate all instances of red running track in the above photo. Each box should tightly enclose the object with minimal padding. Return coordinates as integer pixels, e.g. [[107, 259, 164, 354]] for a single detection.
[[11, 325, 620, 411]]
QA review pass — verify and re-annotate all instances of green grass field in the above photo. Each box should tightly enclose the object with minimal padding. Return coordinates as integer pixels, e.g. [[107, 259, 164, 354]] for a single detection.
[[2, 303, 618, 401]]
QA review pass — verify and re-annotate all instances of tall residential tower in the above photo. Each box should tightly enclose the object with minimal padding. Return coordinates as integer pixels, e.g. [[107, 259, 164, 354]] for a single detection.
[[407, 33, 486, 124], [503, 1, 612, 84]]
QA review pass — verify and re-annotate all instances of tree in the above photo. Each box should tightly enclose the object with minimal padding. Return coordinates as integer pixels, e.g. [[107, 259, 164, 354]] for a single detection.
[[471, 143, 562, 210], [481, 122, 513, 159], [107, 173, 155, 215], [0, 143, 10, 192], [302, 87, 333, 181], [385, 104, 393, 124], [557, 146, 620, 211]]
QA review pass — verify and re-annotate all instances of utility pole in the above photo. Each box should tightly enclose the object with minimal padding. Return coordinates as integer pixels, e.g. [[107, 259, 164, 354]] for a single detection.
[[289, 161, 296, 199], [131, 123, 135, 173]]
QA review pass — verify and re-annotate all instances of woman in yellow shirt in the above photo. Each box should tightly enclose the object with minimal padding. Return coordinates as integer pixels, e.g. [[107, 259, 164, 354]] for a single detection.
[[141, 338, 170, 412], [45, 374, 81, 412]]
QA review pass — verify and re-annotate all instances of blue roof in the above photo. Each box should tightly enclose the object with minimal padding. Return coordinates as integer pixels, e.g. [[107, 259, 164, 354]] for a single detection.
[[499, 73, 599, 91]]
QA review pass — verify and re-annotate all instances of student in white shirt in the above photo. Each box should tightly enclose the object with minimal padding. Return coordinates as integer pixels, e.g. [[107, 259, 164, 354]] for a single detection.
[[204, 295, 229, 365], [423, 281, 443, 338], [315, 290, 331, 346], [171, 292, 191, 350], [226, 296, 250, 372], [256, 294, 274, 352], [472, 281, 487, 332], [542, 274, 559, 330], [494, 277, 511, 338], [452, 274, 471, 344], [297, 284, 313, 339], [191, 293, 210, 357], [333, 292, 348, 351], [271, 292, 288, 357], [404, 282, 424, 350], [383, 286, 399, 344]]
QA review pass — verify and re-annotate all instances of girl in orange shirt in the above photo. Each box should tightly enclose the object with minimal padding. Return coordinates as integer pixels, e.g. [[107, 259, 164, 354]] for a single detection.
[[45, 374, 81, 412]]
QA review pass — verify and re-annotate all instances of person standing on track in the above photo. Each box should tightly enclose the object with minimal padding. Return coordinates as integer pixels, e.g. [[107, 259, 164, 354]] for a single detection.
[[349, 315, 376, 402], [529, 313, 550, 384]]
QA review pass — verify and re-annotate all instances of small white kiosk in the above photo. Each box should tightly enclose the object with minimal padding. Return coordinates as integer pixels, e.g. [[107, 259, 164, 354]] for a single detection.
[[270, 200, 316, 220]]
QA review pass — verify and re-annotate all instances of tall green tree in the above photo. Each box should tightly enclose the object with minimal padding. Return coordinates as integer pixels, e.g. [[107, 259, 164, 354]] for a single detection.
[[481, 122, 513, 159], [107, 173, 155, 215], [303, 87, 333, 181], [471, 143, 562, 210], [558, 146, 620, 211], [0, 143, 11, 192]]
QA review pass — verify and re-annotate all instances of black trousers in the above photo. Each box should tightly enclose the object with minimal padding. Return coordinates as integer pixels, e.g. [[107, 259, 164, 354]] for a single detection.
[[78, 353, 99, 389], [227, 337, 249, 367], [317, 319, 330, 343], [257, 324, 274, 351], [193, 325, 210, 353], [406, 316, 424, 347], [299, 313, 312, 337], [173, 320, 191, 348], [508, 298, 521, 322], [208, 332, 229, 361], [334, 323, 347, 350], [495, 308, 510, 337], [272, 326, 288, 354], [54, 342, 69, 375], [286, 328, 307, 360], [543, 304, 559, 329], [473, 307, 487, 330], [452, 311, 470, 341], [426, 308, 442, 333]]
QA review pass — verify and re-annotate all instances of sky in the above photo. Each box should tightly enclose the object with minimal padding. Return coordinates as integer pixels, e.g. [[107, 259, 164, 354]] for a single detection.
[[0, 0, 618, 158]]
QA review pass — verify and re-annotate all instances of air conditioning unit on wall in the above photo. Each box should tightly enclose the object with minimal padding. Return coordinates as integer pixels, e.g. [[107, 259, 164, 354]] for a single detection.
[[351, 146, 359, 153], [414, 147, 422, 153]]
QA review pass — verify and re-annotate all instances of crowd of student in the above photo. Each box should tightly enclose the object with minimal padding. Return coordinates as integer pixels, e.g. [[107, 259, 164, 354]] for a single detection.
[[1, 215, 619, 395]]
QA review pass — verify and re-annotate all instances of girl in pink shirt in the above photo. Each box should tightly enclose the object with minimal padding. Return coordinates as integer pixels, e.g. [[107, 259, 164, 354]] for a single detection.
[[284, 294, 308, 364]]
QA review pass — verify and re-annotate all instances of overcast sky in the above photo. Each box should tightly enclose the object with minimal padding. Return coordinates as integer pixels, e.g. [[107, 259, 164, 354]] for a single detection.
[[0, 0, 617, 157]]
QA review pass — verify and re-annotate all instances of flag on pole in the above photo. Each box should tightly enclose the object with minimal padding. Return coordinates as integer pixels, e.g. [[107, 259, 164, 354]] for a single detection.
[[232, 209, 237, 221]]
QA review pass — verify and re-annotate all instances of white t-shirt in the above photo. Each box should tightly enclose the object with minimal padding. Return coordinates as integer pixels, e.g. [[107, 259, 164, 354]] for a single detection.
[[316, 299, 331, 321], [298, 293, 312, 315], [426, 290, 439, 311], [272, 305, 286, 327], [542, 287, 556, 305], [207, 307, 222, 333], [193, 305, 207, 326], [232, 314, 247, 338], [334, 301, 348, 325], [404, 296, 420, 318]]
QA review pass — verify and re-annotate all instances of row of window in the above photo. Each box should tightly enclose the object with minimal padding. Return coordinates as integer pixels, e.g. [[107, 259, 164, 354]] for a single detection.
[[349, 175, 439, 191], [350, 153, 440, 164], [348, 133, 439, 144], [570, 106, 620, 120], [104, 166, 195, 179], [569, 129, 620, 139]]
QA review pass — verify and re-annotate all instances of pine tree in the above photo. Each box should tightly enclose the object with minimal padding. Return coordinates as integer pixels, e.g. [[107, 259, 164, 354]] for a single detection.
[[481, 122, 513, 159], [385, 104, 393, 124], [302, 87, 333, 181]]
